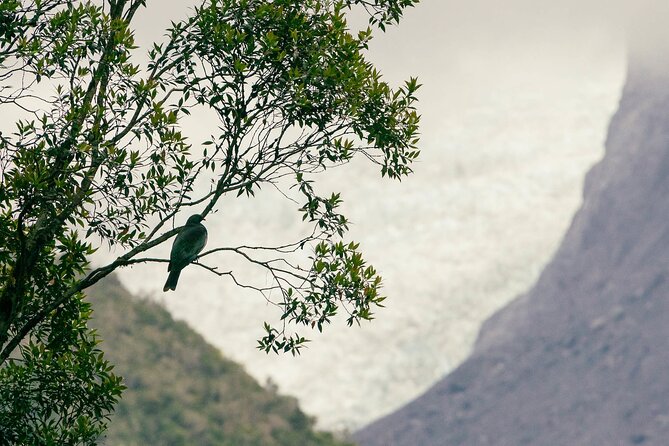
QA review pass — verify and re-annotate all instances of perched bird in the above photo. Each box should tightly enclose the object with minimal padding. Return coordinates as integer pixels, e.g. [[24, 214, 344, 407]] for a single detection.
[[163, 214, 208, 292]]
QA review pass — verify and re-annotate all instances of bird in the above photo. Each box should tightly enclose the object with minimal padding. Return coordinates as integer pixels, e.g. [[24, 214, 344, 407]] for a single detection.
[[163, 214, 208, 292]]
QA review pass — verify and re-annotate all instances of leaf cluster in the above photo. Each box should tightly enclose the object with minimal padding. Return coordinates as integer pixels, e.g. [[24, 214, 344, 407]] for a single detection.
[[0, 0, 421, 422], [0, 295, 123, 445]]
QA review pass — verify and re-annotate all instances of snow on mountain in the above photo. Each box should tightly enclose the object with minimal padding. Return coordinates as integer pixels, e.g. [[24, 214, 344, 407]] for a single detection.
[[355, 39, 669, 446]]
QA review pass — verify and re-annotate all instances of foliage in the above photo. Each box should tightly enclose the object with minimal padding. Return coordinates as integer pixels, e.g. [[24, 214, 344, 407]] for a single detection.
[[89, 275, 352, 446], [0, 294, 123, 445], [0, 0, 419, 442]]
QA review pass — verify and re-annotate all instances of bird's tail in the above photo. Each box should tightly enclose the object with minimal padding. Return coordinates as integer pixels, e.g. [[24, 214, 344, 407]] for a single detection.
[[163, 270, 181, 292]]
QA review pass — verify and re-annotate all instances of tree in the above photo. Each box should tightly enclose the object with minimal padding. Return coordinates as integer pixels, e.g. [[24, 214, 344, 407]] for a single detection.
[[0, 0, 420, 441]]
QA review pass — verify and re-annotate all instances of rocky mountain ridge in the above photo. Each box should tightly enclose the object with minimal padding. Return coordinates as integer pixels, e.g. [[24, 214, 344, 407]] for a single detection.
[[355, 53, 669, 445]]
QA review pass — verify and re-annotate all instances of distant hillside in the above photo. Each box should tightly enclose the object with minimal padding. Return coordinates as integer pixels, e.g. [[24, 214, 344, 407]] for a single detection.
[[87, 275, 351, 446], [355, 50, 669, 444]]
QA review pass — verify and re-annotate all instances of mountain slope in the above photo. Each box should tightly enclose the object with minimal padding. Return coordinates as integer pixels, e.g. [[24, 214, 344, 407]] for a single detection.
[[87, 275, 350, 446], [354, 52, 669, 445]]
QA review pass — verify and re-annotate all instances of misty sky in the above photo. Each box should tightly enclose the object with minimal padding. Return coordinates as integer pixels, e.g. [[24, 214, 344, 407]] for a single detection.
[[99, 0, 669, 431]]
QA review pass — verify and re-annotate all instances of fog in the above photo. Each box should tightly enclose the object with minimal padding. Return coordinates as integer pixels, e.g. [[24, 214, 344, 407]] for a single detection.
[[97, 0, 669, 431]]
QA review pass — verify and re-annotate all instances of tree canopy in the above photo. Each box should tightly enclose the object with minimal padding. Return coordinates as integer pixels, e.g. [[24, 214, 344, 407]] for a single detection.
[[0, 0, 420, 442]]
